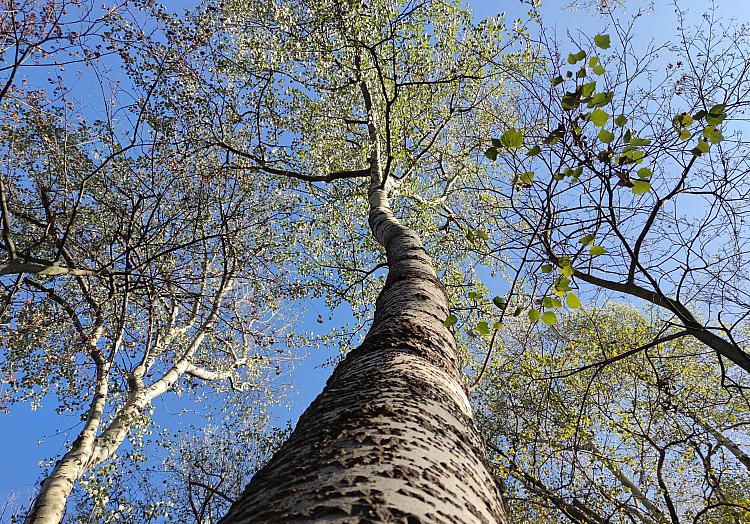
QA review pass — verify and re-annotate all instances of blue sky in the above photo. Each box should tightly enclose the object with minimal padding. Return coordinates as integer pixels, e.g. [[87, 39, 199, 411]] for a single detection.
[[2, 0, 750, 516]]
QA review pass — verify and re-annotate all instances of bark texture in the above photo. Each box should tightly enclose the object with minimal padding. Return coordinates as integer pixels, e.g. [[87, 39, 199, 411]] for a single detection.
[[221, 176, 508, 522]]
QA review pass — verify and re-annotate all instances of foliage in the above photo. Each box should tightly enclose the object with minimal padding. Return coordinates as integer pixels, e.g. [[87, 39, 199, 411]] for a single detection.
[[476, 6, 750, 386], [476, 304, 750, 523], [66, 394, 290, 523], [0, 1, 297, 518]]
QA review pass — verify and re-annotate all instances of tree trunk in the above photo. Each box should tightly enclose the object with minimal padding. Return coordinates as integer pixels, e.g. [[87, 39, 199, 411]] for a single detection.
[[25, 361, 110, 524], [220, 162, 508, 521]]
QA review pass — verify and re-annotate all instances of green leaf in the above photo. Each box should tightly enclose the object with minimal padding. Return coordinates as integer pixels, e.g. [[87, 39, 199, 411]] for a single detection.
[[526, 145, 542, 157], [614, 114, 627, 127], [691, 139, 710, 156], [560, 264, 574, 277], [679, 129, 691, 140], [493, 296, 506, 309], [706, 113, 726, 126], [616, 149, 645, 165], [588, 56, 600, 67], [554, 277, 572, 294], [636, 167, 652, 179], [631, 179, 650, 194], [492, 321, 503, 330], [703, 125, 723, 144], [567, 50, 586, 64], [519, 171, 535, 185], [693, 110, 707, 120], [562, 93, 580, 110], [484, 147, 498, 161], [551, 75, 564, 86], [588, 91, 614, 108], [541, 264, 553, 273], [566, 293, 582, 309], [579, 234, 595, 245], [706, 103, 726, 126], [589, 245, 606, 256], [500, 128, 524, 148], [528, 308, 541, 322], [598, 128, 614, 143], [593, 64, 605, 75], [673, 112, 693, 128], [543, 296, 562, 309], [544, 128, 564, 145], [542, 311, 558, 325], [628, 136, 651, 147], [588, 108, 610, 127], [581, 81, 597, 97], [444, 314, 457, 328], [476, 320, 490, 336], [594, 34, 611, 49]]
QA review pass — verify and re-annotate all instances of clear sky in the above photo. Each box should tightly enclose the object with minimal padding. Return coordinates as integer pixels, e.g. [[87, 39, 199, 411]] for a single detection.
[[2, 0, 750, 516]]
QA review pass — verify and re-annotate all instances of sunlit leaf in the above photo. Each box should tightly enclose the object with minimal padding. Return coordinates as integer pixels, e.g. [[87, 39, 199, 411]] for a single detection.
[[588, 108, 610, 127], [598, 128, 614, 143], [594, 34, 611, 49], [500, 128, 524, 148], [636, 167, 652, 179], [567, 50, 586, 64], [566, 293, 581, 309], [631, 179, 650, 194], [703, 125, 723, 144], [526, 145, 542, 157], [579, 234, 595, 245]]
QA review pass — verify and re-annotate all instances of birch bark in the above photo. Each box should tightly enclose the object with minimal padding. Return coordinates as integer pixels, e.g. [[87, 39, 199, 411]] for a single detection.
[[24, 279, 234, 523]]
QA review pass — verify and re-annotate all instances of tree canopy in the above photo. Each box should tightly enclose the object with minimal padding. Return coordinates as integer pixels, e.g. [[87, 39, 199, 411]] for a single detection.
[[0, 0, 749, 522]]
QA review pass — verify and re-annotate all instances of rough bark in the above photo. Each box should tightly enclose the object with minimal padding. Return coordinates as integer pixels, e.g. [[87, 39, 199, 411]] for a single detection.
[[220, 139, 508, 522]]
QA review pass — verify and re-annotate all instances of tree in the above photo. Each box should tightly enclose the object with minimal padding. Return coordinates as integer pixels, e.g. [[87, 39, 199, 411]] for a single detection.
[[64, 393, 290, 523], [480, 5, 750, 385], [142, 0, 539, 520], [476, 304, 750, 523], [0, 2, 294, 521], [463, 5, 750, 521]]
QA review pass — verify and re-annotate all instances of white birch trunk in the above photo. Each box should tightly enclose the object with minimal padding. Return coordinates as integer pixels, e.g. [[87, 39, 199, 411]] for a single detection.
[[25, 362, 110, 524]]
